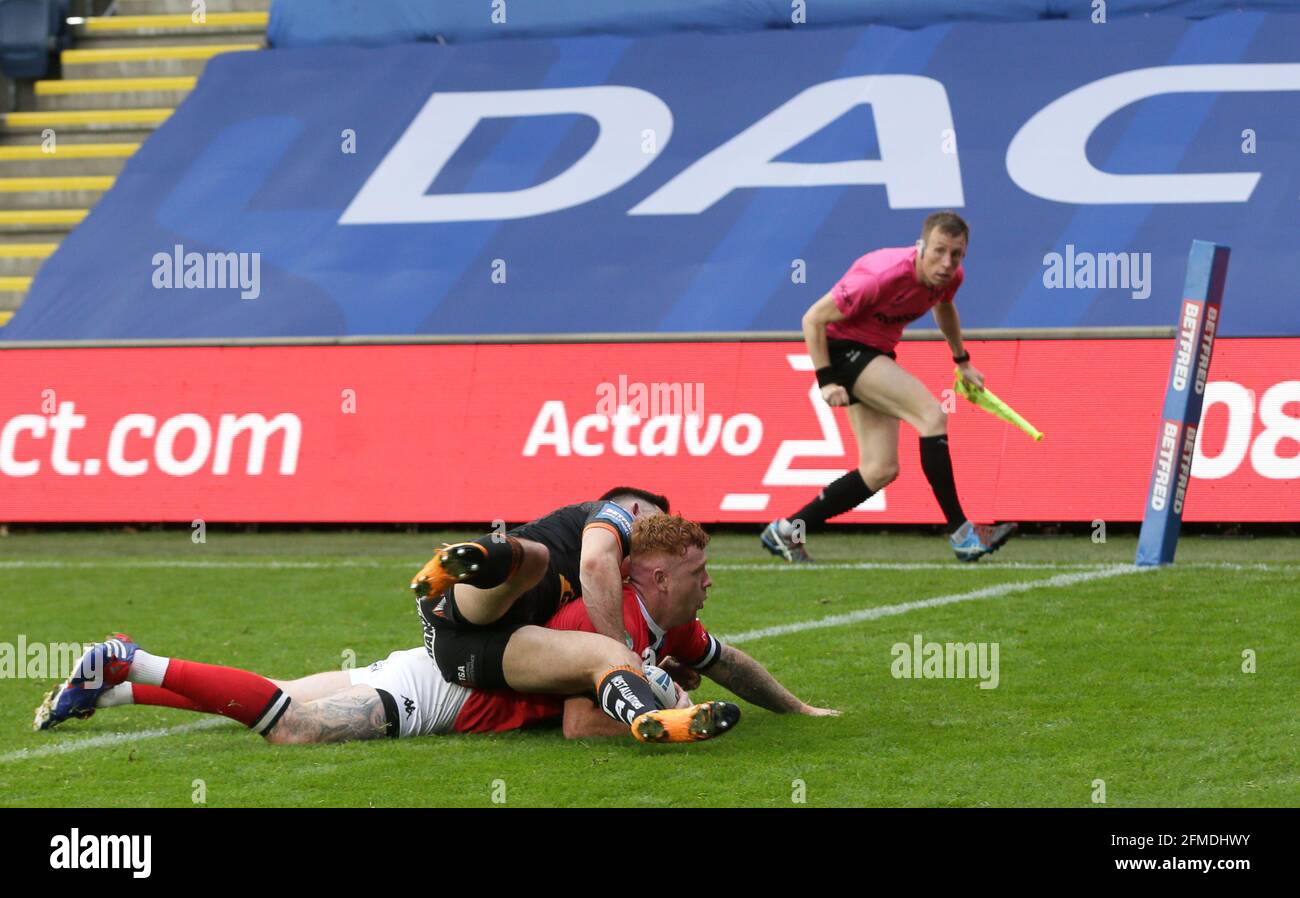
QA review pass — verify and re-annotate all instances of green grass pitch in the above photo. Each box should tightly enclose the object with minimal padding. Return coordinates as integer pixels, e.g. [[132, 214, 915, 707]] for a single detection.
[[1, 530, 1296, 807]]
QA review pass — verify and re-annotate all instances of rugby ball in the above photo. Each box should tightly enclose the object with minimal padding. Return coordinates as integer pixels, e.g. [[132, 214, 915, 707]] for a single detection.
[[643, 663, 677, 709]]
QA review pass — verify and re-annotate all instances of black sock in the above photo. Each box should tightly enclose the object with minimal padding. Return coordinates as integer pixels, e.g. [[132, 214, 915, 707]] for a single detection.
[[462, 534, 523, 588], [597, 666, 658, 726], [791, 470, 872, 531], [918, 434, 967, 533]]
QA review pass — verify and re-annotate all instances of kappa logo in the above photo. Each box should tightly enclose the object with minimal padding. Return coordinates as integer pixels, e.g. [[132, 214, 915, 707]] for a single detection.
[[403, 695, 415, 718]]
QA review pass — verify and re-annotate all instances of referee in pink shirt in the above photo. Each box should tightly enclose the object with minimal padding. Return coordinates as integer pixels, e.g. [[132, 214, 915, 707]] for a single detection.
[[762, 212, 1017, 563]]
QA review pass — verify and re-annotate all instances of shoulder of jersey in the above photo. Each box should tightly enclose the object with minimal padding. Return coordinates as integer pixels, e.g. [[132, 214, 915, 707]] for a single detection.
[[593, 501, 634, 527], [590, 501, 634, 538], [860, 246, 910, 282]]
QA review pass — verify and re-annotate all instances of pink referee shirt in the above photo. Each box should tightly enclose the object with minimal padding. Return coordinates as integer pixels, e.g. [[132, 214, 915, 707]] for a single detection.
[[825, 246, 963, 353]]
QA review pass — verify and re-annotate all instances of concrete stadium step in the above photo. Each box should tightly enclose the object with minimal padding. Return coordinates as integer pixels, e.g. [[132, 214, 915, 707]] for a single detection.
[[0, 209, 88, 234], [0, 109, 171, 135], [118, 0, 270, 13], [0, 176, 112, 210], [72, 13, 268, 48], [0, 242, 56, 277], [0, 231, 72, 243], [0, 275, 33, 315], [60, 43, 260, 78], [34, 77, 195, 111], [80, 11, 269, 31], [0, 128, 155, 147], [0, 143, 137, 177], [0, 274, 33, 292]]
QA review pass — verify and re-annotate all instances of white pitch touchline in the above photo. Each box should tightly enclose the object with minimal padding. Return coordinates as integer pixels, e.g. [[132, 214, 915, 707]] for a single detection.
[[0, 560, 1097, 571], [715, 562, 1294, 572], [0, 717, 231, 765], [3, 564, 1144, 765], [720, 565, 1146, 645], [711, 562, 1109, 571], [0, 559, 395, 570], [0, 559, 1290, 571]]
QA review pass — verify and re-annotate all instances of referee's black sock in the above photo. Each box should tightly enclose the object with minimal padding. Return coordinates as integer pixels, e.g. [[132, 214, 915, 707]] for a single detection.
[[919, 434, 967, 534], [790, 470, 872, 531], [597, 665, 659, 726]]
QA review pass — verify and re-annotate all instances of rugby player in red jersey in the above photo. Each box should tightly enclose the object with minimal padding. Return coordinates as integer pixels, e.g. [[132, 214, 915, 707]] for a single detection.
[[35, 517, 834, 742], [761, 211, 1018, 564], [409, 487, 741, 739], [550, 513, 839, 739]]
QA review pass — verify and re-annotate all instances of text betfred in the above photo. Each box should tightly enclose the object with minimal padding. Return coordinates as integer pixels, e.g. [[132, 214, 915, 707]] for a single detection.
[[1171, 301, 1201, 392], [1151, 421, 1197, 513], [1151, 422, 1179, 511], [523, 401, 761, 457]]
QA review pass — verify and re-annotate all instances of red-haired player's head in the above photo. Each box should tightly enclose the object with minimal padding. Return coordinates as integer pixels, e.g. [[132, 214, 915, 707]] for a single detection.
[[628, 514, 712, 630]]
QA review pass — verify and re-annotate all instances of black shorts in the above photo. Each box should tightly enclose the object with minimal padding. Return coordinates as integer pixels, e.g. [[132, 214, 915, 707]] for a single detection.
[[420, 590, 515, 690], [418, 567, 575, 690], [826, 339, 895, 405]]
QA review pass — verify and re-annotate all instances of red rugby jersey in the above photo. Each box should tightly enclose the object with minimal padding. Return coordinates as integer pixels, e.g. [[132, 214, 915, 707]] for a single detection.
[[451, 583, 719, 733]]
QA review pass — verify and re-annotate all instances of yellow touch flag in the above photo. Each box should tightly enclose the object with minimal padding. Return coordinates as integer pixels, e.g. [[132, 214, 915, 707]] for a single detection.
[[953, 369, 1044, 441]]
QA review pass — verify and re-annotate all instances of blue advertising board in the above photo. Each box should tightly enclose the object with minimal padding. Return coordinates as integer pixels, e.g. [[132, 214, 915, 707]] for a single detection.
[[5, 12, 1297, 340]]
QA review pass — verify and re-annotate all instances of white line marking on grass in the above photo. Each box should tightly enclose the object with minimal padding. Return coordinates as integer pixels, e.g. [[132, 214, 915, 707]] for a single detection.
[[711, 562, 1108, 571], [712, 562, 1295, 572], [0, 559, 395, 570], [0, 717, 232, 765], [720, 565, 1146, 645], [1, 559, 1291, 572]]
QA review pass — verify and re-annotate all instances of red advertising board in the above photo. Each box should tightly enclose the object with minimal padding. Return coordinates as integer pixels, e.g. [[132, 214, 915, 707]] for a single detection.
[[0, 339, 1295, 523]]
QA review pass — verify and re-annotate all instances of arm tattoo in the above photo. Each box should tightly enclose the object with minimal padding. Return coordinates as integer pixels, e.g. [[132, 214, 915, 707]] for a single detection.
[[273, 686, 389, 744], [706, 645, 805, 713]]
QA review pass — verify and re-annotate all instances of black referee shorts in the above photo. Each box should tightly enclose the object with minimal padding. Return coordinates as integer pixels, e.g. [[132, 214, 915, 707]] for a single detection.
[[826, 338, 896, 405]]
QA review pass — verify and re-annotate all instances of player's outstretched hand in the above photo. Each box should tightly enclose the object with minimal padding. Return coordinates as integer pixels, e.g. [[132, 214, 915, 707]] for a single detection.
[[801, 705, 841, 717], [660, 656, 701, 691], [958, 362, 985, 391], [820, 384, 850, 407]]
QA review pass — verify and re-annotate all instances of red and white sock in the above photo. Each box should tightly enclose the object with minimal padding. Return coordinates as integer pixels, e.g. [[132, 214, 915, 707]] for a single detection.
[[128, 650, 288, 733], [95, 682, 211, 713]]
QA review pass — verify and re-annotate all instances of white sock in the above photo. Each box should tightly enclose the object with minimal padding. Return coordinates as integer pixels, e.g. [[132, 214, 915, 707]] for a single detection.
[[128, 650, 170, 686], [96, 682, 135, 708]]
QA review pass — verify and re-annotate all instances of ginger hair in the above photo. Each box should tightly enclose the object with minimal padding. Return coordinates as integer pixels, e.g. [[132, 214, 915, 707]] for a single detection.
[[630, 513, 710, 558]]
